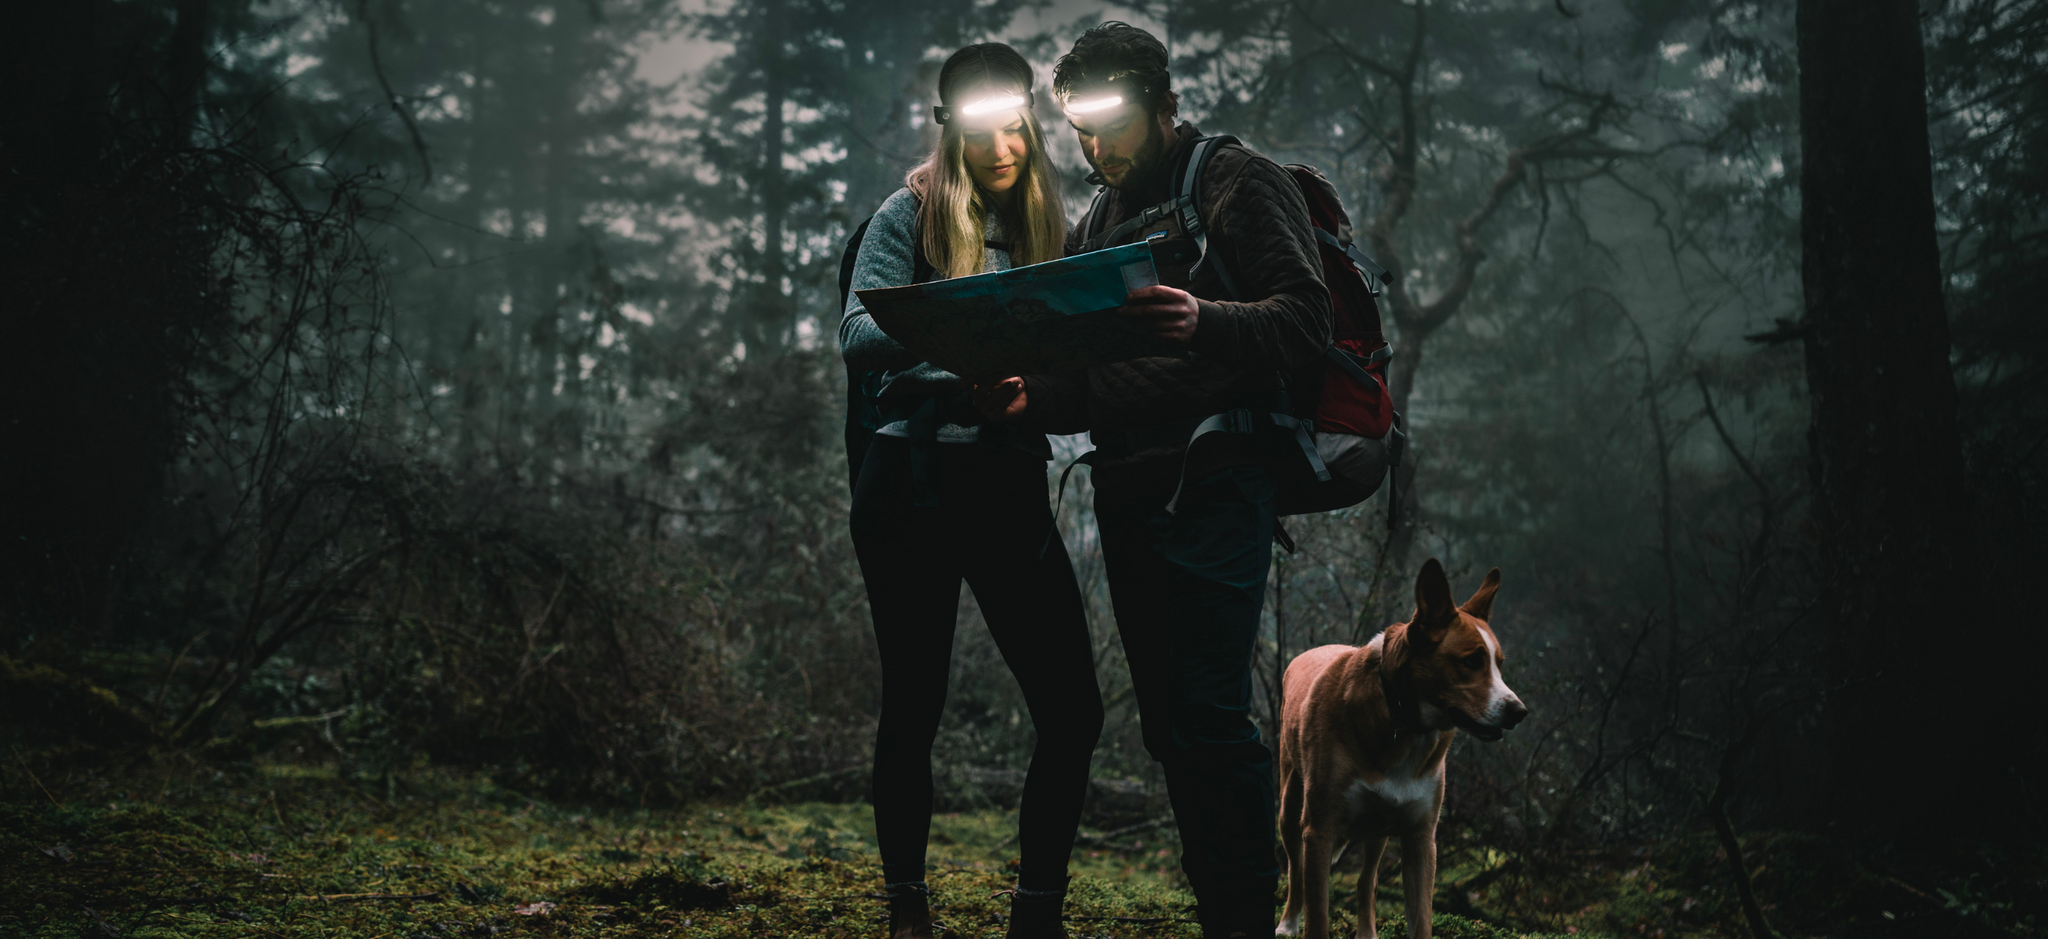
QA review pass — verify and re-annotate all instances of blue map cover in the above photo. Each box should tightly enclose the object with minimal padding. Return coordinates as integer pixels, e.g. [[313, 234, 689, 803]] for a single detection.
[[859, 241, 1179, 381]]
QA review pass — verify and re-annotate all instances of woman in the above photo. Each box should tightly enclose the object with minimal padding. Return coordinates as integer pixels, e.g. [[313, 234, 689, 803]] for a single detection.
[[838, 43, 1103, 939]]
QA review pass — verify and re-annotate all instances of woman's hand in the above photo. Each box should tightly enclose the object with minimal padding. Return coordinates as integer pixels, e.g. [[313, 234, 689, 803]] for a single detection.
[[973, 377, 1028, 423], [1119, 285, 1200, 345]]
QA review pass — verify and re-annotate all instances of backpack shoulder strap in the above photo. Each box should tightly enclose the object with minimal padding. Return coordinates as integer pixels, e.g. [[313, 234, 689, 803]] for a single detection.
[[841, 196, 935, 313], [1175, 134, 1243, 300], [1075, 187, 1115, 252], [1085, 187, 1109, 238], [1078, 135, 1243, 261], [1311, 227, 1389, 295], [838, 215, 875, 312]]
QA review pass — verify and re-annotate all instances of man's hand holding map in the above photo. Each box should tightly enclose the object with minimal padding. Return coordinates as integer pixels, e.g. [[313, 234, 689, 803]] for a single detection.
[[857, 241, 1183, 383]]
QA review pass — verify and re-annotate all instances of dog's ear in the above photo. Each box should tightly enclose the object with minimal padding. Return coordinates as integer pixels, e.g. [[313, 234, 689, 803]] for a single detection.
[[1413, 558, 1456, 644], [1460, 567, 1502, 622]]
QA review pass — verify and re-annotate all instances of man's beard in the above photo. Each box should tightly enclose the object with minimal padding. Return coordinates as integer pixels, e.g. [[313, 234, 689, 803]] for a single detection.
[[1095, 118, 1170, 192]]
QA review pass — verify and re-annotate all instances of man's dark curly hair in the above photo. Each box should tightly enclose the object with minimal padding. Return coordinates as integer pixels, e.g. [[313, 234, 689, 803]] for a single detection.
[[1052, 22, 1174, 116]]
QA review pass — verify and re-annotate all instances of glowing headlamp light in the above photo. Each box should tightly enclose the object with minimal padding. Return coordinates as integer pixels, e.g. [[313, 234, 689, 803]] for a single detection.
[[962, 93, 1028, 116], [1063, 94, 1123, 115], [931, 90, 1034, 125]]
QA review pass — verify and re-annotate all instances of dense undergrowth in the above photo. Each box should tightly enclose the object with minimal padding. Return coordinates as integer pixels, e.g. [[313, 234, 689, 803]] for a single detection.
[[4, 754, 2037, 938]]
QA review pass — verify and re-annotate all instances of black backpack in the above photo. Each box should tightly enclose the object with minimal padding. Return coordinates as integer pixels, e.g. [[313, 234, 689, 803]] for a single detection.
[[837, 209, 933, 496]]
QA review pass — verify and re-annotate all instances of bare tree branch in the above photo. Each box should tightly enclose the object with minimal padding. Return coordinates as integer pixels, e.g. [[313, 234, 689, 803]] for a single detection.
[[358, 0, 433, 182]]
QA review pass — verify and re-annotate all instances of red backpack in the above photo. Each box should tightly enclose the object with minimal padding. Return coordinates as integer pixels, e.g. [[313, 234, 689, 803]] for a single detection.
[[1067, 137, 1407, 545], [1273, 163, 1405, 523], [1290, 164, 1394, 439]]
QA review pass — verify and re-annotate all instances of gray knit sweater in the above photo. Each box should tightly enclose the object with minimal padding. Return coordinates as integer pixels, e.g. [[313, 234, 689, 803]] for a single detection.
[[838, 187, 1013, 442]]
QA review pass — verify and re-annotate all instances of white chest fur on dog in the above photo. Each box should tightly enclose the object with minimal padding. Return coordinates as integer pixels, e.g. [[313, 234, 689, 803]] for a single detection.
[[1342, 735, 1444, 829], [1340, 635, 1447, 827]]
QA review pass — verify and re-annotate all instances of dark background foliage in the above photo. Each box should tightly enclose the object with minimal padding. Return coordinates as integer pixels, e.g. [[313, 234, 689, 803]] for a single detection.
[[1, 0, 2042, 932]]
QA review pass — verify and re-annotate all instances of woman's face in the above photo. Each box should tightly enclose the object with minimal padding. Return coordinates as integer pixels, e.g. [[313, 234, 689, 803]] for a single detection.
[[960, 113, 1030, 196]]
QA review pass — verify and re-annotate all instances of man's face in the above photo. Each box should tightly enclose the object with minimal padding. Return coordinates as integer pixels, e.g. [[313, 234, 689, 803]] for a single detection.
[[1068, 101, 1169, 190]]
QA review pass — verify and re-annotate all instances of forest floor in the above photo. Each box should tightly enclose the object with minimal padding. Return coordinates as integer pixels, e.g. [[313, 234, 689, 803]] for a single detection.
[[1, 757, 2034, 939]]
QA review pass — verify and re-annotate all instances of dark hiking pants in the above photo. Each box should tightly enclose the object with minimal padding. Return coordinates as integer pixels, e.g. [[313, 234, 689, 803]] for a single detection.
[[1096, 463, 1280, 934], [850, 435, 1103, 892]]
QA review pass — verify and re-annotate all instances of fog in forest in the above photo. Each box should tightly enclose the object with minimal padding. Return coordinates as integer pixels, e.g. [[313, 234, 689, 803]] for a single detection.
[[2, 1, 2042, 935]]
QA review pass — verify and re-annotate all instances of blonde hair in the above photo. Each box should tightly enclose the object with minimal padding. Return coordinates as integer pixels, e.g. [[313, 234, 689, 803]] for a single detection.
[[906, 104, 1066, 280]]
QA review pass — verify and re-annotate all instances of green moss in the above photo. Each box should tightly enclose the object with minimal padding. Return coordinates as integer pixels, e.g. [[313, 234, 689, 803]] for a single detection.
[[0, 761, 1599, 938]]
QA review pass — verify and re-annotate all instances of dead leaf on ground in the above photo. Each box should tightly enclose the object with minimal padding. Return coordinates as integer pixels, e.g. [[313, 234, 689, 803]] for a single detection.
[[40, 843, 73, 862]]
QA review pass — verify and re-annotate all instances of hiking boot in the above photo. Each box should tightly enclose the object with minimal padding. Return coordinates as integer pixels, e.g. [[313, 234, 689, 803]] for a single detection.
[[887, 882, 933, 939], [1005, 883, 1068, 939]]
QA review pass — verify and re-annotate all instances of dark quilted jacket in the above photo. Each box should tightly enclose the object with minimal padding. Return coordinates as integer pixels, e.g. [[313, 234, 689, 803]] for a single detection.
[[1021, 123, 1332, 473]]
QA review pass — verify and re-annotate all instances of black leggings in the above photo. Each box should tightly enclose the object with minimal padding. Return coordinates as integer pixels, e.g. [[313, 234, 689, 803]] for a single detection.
[[850, 435, 1103, 891]]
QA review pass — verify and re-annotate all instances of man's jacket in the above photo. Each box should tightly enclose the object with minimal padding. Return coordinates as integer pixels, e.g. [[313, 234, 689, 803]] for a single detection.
[[1021, 123, 1332, 476]]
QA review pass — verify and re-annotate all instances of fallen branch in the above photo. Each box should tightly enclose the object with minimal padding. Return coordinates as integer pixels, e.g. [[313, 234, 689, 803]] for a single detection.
[[299, 891, 439, 902], [250, 708, 350, 729], [1073, 816, 1175, 849], [745, 765, 865, 803], [13, 746, 64, 808]]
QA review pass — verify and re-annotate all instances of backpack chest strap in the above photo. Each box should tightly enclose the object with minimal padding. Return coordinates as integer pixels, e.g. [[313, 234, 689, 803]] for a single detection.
[[1082, 193, 1190, 252], [1078, 136, 1242, 300]]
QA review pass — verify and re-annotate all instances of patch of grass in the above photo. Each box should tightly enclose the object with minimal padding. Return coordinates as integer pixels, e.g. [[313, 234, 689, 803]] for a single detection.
[[0, 758, 1613, 938]]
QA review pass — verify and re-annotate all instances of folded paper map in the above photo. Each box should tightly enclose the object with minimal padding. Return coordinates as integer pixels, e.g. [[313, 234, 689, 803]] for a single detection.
[[859, 241, 1179, 381]]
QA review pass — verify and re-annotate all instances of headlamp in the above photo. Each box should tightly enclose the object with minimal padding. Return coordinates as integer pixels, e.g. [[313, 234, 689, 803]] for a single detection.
[[1063, 94, 1122, 115], [1060, 75, 1154, 119], [931, 90, 1034, 126]]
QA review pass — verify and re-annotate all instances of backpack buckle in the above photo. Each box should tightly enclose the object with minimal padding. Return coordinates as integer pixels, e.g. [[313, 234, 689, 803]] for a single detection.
[[1223, 408, 1255, 435]]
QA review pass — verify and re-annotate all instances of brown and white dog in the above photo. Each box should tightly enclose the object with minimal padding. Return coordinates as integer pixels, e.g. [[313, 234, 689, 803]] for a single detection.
[[1276, 559, 1528, 939]]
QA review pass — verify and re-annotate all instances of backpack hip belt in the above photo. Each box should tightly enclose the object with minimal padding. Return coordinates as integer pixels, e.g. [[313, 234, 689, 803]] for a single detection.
[[1159, 408, 1328, 515]]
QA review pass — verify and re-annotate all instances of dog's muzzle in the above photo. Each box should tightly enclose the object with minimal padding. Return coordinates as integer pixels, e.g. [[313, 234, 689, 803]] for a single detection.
[[1464, 699, 1529, 742]]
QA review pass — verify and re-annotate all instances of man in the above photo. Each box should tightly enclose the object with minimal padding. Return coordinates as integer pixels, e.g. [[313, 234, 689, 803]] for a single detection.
[[976, 22, 1332, 939]]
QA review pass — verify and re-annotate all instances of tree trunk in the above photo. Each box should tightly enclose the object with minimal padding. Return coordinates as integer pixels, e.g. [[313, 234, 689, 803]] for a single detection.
[[758, 0, 788, 348], [457, 38, 491, 468], [544, 5, 583, 468], [1382, 323, 1428, 570], [1796, 0, 1979, 836], [164, 0, 209, 134]]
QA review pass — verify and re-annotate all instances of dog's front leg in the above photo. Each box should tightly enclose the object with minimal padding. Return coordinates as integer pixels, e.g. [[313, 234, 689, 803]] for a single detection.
[[1398, 828, 1438, 939], [1352, 836, 1387, 939]]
